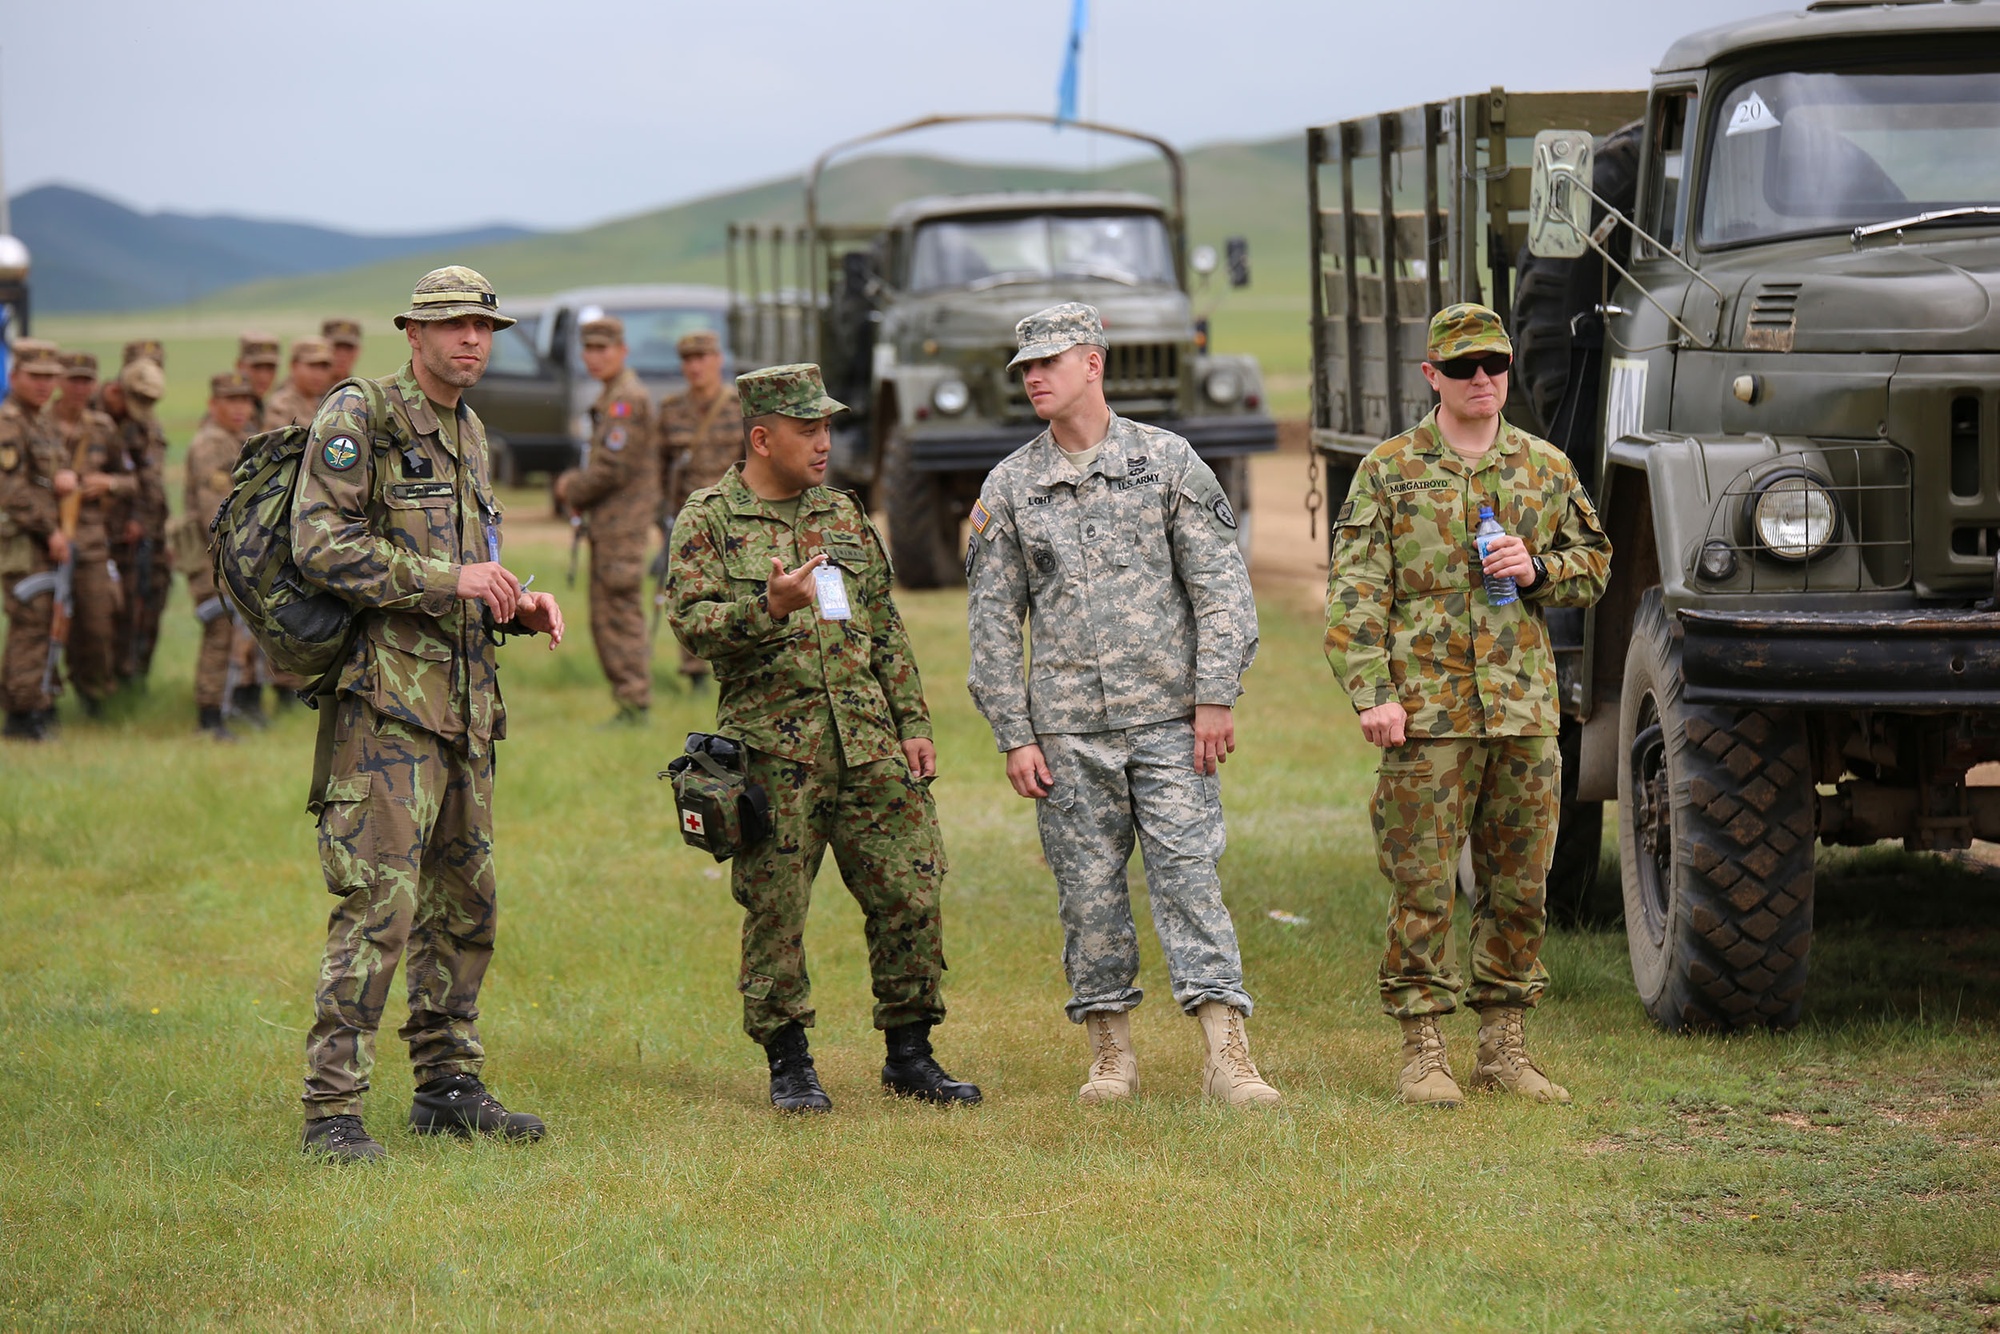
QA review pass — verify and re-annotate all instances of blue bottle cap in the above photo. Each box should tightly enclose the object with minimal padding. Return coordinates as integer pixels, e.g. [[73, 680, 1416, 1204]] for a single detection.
[[1479, 505, 1495, 519]]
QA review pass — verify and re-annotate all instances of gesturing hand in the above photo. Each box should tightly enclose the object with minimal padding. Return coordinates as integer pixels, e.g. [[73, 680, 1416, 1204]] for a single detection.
[[456, 561, 522, 621], [515, 590, 565, 648], [765, 553, 828, 619]]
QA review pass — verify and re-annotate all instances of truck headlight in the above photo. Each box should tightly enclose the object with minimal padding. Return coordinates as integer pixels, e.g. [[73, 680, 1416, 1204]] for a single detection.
[[932, 378, 969, 415], [1748, 471, 1838, 561], [1203, 367, 1243, 406]]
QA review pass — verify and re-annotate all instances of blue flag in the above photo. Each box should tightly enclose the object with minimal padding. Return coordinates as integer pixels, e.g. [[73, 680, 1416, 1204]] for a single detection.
[[1055, 0, 1088, 128]]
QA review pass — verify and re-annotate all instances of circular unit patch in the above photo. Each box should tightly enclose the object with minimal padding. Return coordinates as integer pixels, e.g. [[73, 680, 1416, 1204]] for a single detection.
[[321, 436, 360, 471], [1211, 496, 1238, 529]]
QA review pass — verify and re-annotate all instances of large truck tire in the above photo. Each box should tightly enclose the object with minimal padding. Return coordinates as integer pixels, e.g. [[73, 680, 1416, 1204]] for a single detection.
[[883, 425, 964, 589], [1509, 120, 1643, 437], [1617, 588, 1815, 1031], [1547, 715, 1617, 928]]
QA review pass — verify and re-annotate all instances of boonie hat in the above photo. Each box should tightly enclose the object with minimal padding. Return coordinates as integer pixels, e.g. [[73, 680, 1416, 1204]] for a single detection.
[[393, 265, 517, 330], [123, 338, 166, 367], [238, 334, 281, 367], [677, 329, 720, 357], [321, 318, 363, 346], [580, 316, 625, 346], [290, 337, 335, 366], [1008, 301, 1109, 369], [737, 363, 847, 420], [10, 338, 63, 374], [210, 371, 258, 399], [60, 350, 100, 378], [120, 358, 165, 402], [1426, 303, 1512, 362]]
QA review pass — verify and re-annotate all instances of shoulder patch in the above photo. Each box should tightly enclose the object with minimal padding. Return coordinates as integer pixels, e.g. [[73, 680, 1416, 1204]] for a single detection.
[[1210, 495, 1238, 529], [0, 445, 16, 472], [321, 436, 359, 471], [970, 498, 997, 540], [607, 427, 626, 452], [611, 400, 631, 418]]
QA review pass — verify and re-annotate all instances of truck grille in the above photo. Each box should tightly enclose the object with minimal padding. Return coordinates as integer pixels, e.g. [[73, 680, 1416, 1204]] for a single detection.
[[1001, 341, 1182, 418]]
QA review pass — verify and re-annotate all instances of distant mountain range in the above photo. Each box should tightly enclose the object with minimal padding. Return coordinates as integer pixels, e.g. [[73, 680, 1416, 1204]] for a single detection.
[[9, 185, 536, 312]]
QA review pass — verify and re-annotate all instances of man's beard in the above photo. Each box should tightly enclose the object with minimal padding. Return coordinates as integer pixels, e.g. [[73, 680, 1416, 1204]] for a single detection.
[[422, 340, 485, 389]]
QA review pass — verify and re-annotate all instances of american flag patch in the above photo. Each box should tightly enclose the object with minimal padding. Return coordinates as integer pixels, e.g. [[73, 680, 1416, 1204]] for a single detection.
[[970, 499, 993, 537], [681, 809, 705, 836]]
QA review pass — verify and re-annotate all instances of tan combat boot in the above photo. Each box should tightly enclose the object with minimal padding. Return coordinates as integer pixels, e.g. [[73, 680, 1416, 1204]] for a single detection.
[[1395, 1015, 1464, 1108], [1194, 1002, 1282, 1107], [1471, 1006, 1572, 1104], [1078, 1010, 1138, 1104]]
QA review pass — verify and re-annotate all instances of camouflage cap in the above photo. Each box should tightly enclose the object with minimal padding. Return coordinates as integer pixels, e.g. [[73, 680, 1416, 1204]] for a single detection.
[[737, 363, 847, 420], [393, 265, 517, 331], [238, 333, 281, 367], [123, 338, 166, 367], [1425, 303, 1513, 362], [579, 316, 625, 346], [1007, 301, 1109, 369], [209, 371, 257, 400], [119, 358, 165, 402], [60, 350, 100, 379], [320, 318, 363, 346], [677, 329, 720, 357], [289, 337, 335, 366], [10, 338, 64, 374]]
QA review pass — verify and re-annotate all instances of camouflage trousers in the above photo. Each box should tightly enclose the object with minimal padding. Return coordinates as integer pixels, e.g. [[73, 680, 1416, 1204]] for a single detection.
[[65, 552, 119, 703], [302, 694, 496, 1119], [731, 734, 948, 1045], [2, 559, 53, 714], [1373, 734, 1559, 1018], [1035, 719, 1252, 1023], [110, 540, 170, 681], [186, 563, 238, 710], [588, 535, 650, 709]]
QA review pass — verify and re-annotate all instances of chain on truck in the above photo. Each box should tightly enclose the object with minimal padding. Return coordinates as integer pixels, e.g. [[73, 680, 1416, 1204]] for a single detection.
[[1308, 0, 2000, 1032]]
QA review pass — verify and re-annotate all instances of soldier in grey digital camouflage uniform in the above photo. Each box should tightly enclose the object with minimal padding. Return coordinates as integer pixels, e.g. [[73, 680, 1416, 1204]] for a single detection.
[[966, 302, 1280, 1108]]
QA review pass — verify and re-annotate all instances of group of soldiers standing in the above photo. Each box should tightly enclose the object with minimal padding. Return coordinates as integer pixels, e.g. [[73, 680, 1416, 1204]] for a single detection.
[[0, 320, 363, 742]]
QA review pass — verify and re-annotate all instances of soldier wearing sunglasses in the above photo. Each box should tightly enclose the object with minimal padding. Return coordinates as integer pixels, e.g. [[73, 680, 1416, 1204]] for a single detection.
[[1324, 303, 1611, 1110]]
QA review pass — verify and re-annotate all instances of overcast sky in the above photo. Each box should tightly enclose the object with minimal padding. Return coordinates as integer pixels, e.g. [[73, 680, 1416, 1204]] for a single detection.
[[6, 0, 1786, 235]]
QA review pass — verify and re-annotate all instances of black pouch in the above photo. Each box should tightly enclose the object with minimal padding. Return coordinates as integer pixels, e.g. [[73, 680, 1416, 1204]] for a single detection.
[[660, 733, 772, 862]]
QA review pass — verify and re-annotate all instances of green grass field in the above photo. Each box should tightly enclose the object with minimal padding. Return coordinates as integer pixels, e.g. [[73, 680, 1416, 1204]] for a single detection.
[[3, 526, 1998, 1331]]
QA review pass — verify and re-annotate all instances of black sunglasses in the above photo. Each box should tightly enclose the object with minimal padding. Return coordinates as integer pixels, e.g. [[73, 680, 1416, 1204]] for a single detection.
[[1432, 353, 1513, 380]]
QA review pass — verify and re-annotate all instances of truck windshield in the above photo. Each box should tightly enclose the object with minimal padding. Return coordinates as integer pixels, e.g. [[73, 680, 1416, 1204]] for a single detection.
[[907, 214, 1175, 292], [569, 307, 727, 374], [1699, 65, 2000, 246]]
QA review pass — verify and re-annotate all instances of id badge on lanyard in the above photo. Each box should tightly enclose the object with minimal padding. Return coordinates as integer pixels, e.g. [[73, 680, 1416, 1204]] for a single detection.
[[813, 563, 852, 620]]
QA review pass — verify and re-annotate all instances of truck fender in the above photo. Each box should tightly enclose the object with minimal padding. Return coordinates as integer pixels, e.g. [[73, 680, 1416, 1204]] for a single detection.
[[1575, 438, 1666, 803]]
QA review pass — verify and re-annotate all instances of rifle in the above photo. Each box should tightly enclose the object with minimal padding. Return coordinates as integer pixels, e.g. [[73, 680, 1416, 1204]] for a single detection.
[[13, 476, 83, 701], [567, 512, 585, 588]]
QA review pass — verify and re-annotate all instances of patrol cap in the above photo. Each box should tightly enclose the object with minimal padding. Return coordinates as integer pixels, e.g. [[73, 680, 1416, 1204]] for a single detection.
[[1008, 301, 1109, 369], [1425, 303, 1512, 362], [393, 265, 517, 331], [119, 358, 165, 402], [289, 337, 335, 366], [123, 338, 166, 367], [10, 338, 63, 375], [677, 329, 720, 357], [737, 363, 846, 420], [579, 316, 625, 347], [60, 350, 100, 379], [321, 318, 362, 347], [209, 371, 258, 399], [238, 333, 281, 367]]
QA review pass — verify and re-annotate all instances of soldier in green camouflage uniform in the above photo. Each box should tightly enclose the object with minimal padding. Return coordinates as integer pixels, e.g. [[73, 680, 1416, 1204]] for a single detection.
[[292, 267, 566, 1162], [665, 363, 980, 1113], [966, 302, 1280, 1109], [1325, 303, 1612, 1108]]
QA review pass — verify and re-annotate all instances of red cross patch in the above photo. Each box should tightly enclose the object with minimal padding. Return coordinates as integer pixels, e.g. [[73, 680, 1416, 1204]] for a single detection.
[[681, 809, 705, 836]]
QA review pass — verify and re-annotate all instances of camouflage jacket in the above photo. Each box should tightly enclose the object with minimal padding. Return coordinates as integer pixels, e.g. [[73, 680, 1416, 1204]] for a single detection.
[[559, 366, 658, 538], [965, 414, 1257, 751], [54, 408, 134, 558], [111, 409, 170, 543], [1324, 409, 1612, 738], [659, 385, 739, 510], [665, 465, 930, 765], [292, 364, 511, 755], [184, 419, 245, 548], [263, 379, 321, 431], [0, 396, 60, 574]]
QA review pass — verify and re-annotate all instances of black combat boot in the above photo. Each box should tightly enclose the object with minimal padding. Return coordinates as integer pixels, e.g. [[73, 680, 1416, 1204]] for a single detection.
[[764, 1021, 833, 1113], [2, 711, 45, 742], [197, 705, 236, 743], [882, 1021, 982, 1105], [409, 1073, 546, 1141], [231, 685, 269, 729], [80, 694, 104, 720], [301, 1113, 385, 1162]]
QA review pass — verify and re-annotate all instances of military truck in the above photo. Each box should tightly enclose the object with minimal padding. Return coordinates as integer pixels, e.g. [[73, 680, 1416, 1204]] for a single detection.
[[729, 113, 1278, 587], [1309, 0, 2000, 1032]]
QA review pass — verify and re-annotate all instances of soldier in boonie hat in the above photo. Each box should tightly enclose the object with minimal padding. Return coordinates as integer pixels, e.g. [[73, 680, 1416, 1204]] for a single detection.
[[119, 357, 165, 405], [392, 265, 516, 331], [677, 329, 720, 358], [123, 339, 165, 368], [736, 363, 847, 420], [1007, 301, 1110, 369], [1425, 302, 1512, 363]]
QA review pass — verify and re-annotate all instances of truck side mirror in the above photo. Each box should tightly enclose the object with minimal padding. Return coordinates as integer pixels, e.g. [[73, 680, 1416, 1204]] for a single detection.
[[1226, 236, 1251, 288], [1527, 129, 1595, 259]]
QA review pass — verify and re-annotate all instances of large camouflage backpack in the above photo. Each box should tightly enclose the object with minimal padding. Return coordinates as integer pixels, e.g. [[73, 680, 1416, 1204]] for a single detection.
[[209, 375, 397, 686]]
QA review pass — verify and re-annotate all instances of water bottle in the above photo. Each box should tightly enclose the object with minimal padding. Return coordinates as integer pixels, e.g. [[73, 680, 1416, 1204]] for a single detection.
[[1475, 506, 1518, 607]]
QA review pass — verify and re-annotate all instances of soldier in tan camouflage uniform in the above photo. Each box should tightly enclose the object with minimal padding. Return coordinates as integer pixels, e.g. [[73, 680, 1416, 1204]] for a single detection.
[[322, 319, 363, 381], [1326, 303, 1613, 1108], [0, 340, 70, 741], [236, 333, 280, 417], [51, 352, 136, 713], [658, 329, 737, 690], [292, 266, 564, 1163], [967, 303, 1279, 1109], [183, 374, 258, 741], [665, 363, 979, 1114], [103, 359, 171, 683], [264, 338, 338, 430], [554, 316, 658, 722]]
